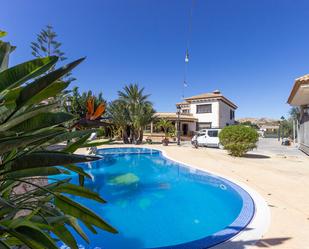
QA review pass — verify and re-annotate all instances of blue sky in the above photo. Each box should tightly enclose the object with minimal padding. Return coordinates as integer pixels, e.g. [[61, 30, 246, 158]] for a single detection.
[[2, 0, 309, 118]]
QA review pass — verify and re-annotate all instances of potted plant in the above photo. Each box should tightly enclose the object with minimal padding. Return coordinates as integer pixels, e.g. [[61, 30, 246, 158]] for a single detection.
[[156, 119, 174, 146]]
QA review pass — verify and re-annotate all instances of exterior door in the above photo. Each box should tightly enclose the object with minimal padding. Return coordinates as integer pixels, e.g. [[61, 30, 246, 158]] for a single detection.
[[182, 123, 188, 136], [197, 122, 212, 131]]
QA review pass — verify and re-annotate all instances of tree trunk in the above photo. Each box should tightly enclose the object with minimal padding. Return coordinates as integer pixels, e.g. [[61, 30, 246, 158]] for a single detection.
[[138, 128, 144, 144], [128, 127, 134, 144], [122, 128, 129, 144]]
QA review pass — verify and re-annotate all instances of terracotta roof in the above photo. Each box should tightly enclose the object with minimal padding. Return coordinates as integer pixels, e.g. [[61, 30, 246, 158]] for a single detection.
[[176, 101, 189, 106], [287, 74, 309, 105], [155, 112, 197, 122], [184, 91, 237, 109]]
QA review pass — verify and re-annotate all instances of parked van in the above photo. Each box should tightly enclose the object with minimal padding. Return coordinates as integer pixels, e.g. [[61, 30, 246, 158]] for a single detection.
[[191, 129, 221, 148]]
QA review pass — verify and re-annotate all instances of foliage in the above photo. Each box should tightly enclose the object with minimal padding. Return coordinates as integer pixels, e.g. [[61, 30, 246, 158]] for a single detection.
[[0, 52, 116, 248], [156, 119, 175, 138], [107, 100, 130, 143], [0, 30, 15, 71], [279, 118, 293, 138], [65, 86, 106, 119], [109, 84, 155, 144], [289, 107, 300, 120], [238, 121, 259, 130], [30, 25, 74, 82], [219, 125, 259, 157]]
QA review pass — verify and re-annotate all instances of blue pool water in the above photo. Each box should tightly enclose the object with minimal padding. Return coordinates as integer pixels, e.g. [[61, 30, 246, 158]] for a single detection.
[[58, 147, 254, 249]]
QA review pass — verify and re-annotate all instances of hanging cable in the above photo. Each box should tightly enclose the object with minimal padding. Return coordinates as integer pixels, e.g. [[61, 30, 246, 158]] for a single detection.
[[182, 0, 195, 99]]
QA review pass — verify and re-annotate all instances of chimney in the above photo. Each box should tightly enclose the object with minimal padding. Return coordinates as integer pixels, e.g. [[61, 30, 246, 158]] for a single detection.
[[213, 90, 221, 94]]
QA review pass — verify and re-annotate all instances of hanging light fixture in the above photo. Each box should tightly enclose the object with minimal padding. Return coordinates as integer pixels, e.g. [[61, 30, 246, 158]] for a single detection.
[[185, 49, 189, 63]]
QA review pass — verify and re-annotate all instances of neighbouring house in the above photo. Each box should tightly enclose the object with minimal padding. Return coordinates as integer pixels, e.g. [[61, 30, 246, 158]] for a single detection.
[[288, 74, 309, 155], [259, 124, 279, 137], [146, 90, 237, 139]]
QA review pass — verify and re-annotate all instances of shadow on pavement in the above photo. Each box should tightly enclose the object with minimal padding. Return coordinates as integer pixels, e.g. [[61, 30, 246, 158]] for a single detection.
[[243, 153, 271, 159]]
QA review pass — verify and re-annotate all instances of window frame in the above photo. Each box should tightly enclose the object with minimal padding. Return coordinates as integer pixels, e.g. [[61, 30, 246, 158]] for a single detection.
[[207, 130, 218, 137], [230, 109, 235, 120], [196, 104, 212, 114]]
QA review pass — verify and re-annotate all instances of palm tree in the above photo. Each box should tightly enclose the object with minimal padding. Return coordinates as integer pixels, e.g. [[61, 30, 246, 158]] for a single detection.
[[134, 103, 156, 143], [112, 84, 155, 144], [156, 119, 175, 145], [108, 100, 130, 143]]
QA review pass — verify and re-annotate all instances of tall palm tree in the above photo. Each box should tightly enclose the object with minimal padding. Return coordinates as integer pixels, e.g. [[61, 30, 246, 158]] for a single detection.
[[113, 84, 155, 144]]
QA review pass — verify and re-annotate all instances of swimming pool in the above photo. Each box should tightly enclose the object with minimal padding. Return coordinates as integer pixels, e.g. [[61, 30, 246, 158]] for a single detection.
[[59, 147, 255, 249]]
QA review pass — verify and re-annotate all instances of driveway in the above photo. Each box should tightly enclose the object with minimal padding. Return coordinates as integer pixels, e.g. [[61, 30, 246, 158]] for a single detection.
[[253, 138, 306, 157]]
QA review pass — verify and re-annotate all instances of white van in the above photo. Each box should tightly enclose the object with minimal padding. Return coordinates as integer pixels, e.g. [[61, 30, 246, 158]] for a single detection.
[[191, 129, 221, 148]]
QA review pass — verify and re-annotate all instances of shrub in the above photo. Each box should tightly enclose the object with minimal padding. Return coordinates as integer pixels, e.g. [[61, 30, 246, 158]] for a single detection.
[[219, 125, 259, 157]]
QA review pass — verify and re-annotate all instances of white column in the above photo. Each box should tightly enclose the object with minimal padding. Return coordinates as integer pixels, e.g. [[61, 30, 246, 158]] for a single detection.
[[150, 122, 153, 135], [293, 119, 296, 143]]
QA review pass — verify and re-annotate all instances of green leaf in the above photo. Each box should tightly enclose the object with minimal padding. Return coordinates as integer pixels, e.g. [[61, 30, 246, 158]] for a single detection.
[[0, 41, 14, 72], [79, 174, 85, 187], [0, 126, 63, 154], [6, 112, 75, 133], [61, 164, 92, 179], [0, 103, 59, 132], [54, 183, 106, 203], [10, 151, 99, 170], [67, 217, 89, 243], [43, 130, 92, 147], [16, 58, 85, 108], [0, 87, 22, 123], [10, 225, 58, 249], [19, 81, 69, 108], [63, 133, 91, 153], [83, 222, 97, 234], [52, 224, 78, 249], [0, 56, 58, 92], [0, 219, 57, 249], [0, 240, 11, 248], [54, 194, 117, 233], [3, 167, 69, 179]]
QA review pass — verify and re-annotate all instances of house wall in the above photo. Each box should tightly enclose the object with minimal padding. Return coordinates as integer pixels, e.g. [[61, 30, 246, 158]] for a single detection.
[[299, 107, 309, 155], [190, 100, 220, 128], [219, 101, 236, 128], [188, 122, 196, 133]]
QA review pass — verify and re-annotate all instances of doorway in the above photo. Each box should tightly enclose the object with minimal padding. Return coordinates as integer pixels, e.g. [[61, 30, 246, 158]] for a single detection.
[[182, 123, 188, 136]]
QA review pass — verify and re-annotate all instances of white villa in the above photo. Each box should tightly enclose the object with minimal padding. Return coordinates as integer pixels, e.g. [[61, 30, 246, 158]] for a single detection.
[[288, 74, 309, 155], [152, 90, 237, 137]]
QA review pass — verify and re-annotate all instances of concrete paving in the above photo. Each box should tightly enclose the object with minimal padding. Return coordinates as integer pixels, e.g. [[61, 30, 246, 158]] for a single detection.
[[253, 138, 306, 157]]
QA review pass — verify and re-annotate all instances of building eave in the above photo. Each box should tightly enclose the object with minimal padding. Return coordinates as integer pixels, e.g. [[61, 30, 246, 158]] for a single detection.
[[155, 112, 198, 122], [288, 75, 309, 106], [184, 92, 237, 109]]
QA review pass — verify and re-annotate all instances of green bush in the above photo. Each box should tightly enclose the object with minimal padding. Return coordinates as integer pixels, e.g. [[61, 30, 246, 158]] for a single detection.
[[219, 125, 259, 157]]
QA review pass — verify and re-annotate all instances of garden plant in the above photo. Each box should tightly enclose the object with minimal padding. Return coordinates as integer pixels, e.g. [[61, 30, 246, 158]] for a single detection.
[[0, 31, 116, 249], [219, 125, 259, 157]]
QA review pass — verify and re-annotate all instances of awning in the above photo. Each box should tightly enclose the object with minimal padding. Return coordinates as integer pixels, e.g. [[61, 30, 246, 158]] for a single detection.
[[288, 74, 309, 106]]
